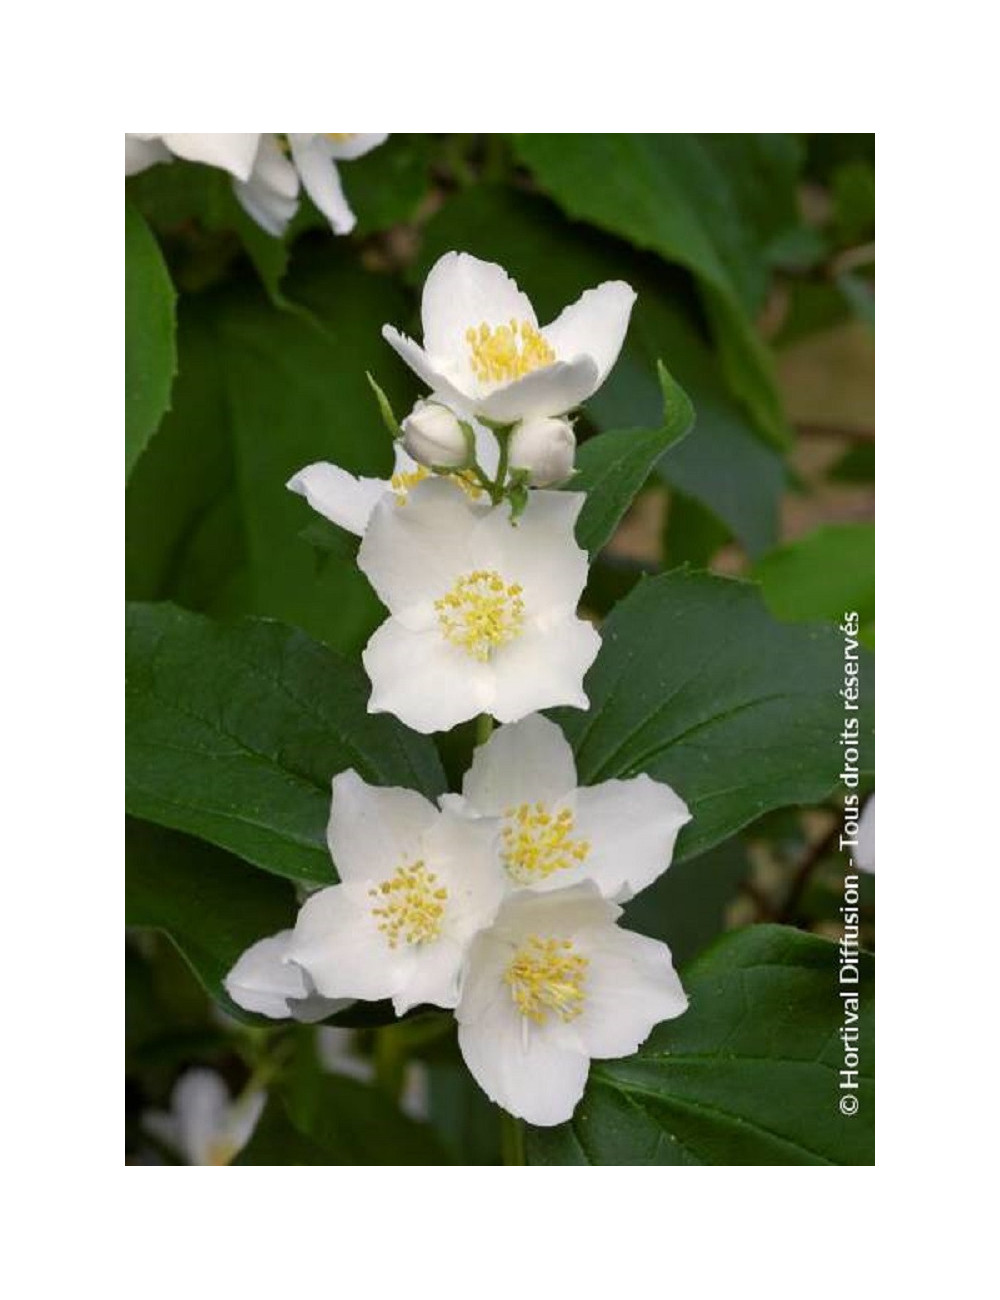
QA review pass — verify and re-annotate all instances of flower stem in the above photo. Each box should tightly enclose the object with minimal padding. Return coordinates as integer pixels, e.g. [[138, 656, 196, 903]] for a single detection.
[[475, 713, 494, 746], [500, 1112, 525, 1165], [491, 428, 511, 504]]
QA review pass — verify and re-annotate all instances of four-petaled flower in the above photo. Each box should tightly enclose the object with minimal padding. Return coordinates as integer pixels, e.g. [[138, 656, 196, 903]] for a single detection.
[[443, 713, 691, 900], [382, 252, 636, 422], [287, 771, 504, 1014], [358, 478, 600, 733], [455, 884, 688, 1126]]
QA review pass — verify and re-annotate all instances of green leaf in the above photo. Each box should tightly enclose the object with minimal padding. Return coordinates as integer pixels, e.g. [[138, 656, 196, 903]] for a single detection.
[[125, 602, 446, 883], [236, 1075, 452, 1165], [621, 838, 748, 966], [572, 361, 694, 556], [753, 524, 875, 642], [526, 925, 874, 1165], [554, 569, 873, 861], [126, 249, 419, 657], [125, 202, 176, 479], [511, 135, 794, 448], [414, 185, 784, 556], [126, 817, 295, 1022]]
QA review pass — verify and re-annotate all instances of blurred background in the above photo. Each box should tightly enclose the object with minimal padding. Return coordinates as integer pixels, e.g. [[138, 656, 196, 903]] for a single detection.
[[126, 134, 874, 1163]]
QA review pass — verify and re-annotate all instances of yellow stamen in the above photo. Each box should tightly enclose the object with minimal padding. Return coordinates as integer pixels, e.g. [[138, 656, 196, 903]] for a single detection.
[[368, 859, 448, 949], [505, 935, 588, 1025], [324, 133, 355, 142], [390, 466, 484, 505], [501, 803, 590, 884], [435, 570, 524, 661], [465, 319, 555, 386]]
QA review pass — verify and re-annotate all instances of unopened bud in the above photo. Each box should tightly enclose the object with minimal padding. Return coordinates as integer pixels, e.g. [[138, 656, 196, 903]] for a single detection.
[[508, 416, 576, 486], [401, 402, 471, 469]]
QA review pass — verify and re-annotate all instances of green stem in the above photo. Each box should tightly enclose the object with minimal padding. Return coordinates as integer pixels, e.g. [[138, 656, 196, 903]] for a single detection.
[[373, 1024, 407, 1101], [475, 713, 494, 746], [500, 1112, 525, 1165], [492, 429, 511, 504]]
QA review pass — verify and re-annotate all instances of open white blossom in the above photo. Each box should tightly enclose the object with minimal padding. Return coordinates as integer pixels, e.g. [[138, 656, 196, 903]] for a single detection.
[[382, 252, 636, 422], [456, 884, 688, 1126], [288, 411, 497, 537], [125, 133, 387, 237], [223, 929, 352, 1022], [443, 714, 690, 901], [357, 478, 600, 733], [287, 771, 504, 1015], [143, 1070, 264, 1165]]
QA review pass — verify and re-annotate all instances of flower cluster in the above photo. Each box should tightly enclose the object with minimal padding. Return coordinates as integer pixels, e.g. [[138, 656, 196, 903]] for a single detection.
[[125, 133, 387, 236], [226, 251, 694, 1128]]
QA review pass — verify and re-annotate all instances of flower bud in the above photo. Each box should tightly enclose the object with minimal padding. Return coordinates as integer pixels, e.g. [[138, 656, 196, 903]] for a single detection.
[[401, 402, 471, 469], [508, 416, 576, 486]]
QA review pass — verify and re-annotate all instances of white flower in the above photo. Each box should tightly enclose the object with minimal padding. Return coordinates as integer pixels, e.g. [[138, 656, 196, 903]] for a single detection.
[[287, 415, 497, 538], [456, 884, 688, 1126], [856, 796, 874, 873], [125, 133, 388, 237], [401, 401, 471, 469], [357, 478, 600, 733], [287, 770, 504, 1015], [223, 929, 352, 1023], [143, 1069, 264, 1165], [443, 714, 690, 901], [125, 133, 261, 180], [508, 416, 576, 486], [382, 251, 636, 422]]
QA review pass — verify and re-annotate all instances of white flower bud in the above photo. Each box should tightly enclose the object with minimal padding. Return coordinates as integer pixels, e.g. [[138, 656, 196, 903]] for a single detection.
[[508, 416, 576, 486], [401, 402, 471, 469]]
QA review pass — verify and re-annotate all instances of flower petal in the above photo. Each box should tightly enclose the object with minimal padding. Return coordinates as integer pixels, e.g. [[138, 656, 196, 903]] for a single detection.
[[325, 133, 388, 161], [125, 135, 171, 175], [287, 134, 356, 234], [573, 775, 691, 900], [224, 1090, 266, 1154], [288, 882, 402, 1002], [542, 281, 637, 387], [490, 617, 600, 723], [224, 930, 309, 1019], [161, 133, 261, 182], [392, 934, 466, 1014], [471, 490, 588, 616], [476, 356, 599, 422], [363, 619, 494, 733], [457, 973, 589, 1126], [462, 714, 578, 814], [327, 769, 438, 883], [574, 927, 687, 1059], [173, 1069, 231, 1164], [233, 135, 299, 236], [421, 252, 537, 363], [381, 326, 473, 412], [287, 462, 387, 536], [357, 477, 485, 622]]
